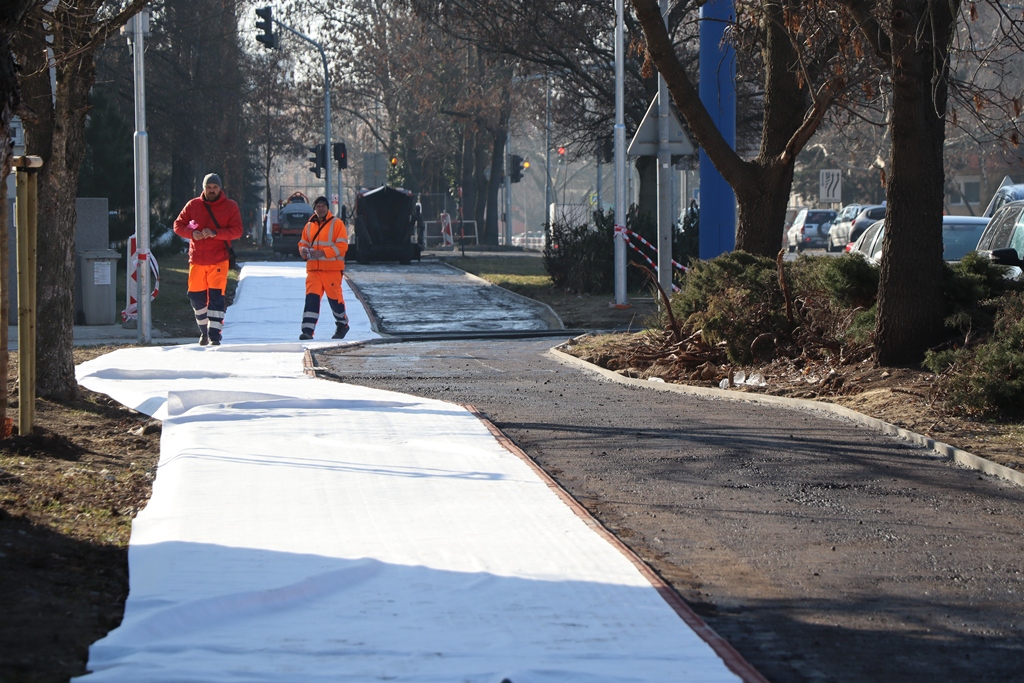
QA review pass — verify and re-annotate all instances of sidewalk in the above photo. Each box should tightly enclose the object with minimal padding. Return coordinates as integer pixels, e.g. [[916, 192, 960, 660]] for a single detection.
[[71, 261, 756, 682]]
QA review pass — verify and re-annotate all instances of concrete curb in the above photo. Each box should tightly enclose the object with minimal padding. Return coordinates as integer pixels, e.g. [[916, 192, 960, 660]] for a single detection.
[[436, 261, 566, 330], [549, 346, 1024, 489]]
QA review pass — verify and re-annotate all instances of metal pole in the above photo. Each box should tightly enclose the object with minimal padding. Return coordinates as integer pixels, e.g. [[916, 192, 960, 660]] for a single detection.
[[613, 0, 628, 305], [545, 73, 552, 227], [129, 12, 152, 344], [656, 0, 673, 294], [272, 19, 331, 201], [505, 130, 512, 245], [320, 46, 331, 203], [596, 153, 602, 214]]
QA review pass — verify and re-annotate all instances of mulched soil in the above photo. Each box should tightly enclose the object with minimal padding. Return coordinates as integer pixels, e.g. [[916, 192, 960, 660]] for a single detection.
[[0, 347, 160, 682]]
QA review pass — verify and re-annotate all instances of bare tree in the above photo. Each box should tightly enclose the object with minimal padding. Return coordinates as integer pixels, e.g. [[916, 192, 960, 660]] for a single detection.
[[837, 0, 1024, 363], [1, 0, 41, 431], [13, 0, 147, 400]]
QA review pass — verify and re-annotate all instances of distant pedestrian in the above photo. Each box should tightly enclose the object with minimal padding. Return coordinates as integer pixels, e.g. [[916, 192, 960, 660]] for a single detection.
[[172, 173, 243, 346], [412, 202, 426, 248], [439, 209, 453, 248], [298, 195, 350, 340]]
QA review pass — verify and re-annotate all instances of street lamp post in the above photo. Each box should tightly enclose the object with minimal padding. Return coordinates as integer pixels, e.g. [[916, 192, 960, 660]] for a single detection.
[[125, 11, 151, 343], [613, 0, 628, 306]]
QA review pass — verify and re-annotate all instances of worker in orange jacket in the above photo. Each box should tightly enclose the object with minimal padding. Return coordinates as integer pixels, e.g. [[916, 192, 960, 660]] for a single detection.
[[298, 196, 349, 340], [172, 173, 243, 346]]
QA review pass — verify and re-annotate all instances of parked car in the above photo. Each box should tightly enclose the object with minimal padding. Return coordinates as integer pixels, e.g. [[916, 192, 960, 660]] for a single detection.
[[854, 216, 990, 265], [829, 204, 886, 251], [982, 183, 1024, 218], [847, 219, 884, 259], [975, 199, 1024, 278], [825, 204, 862, 252], [270, 192, 314, 258], [786, 208, 837, 252]]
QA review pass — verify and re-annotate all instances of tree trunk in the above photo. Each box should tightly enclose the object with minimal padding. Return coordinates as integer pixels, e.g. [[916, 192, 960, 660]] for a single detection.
[[874, 0, 956, 365], [473, 135, 488, 227], [15, 19, 80, 400], [459, 125, 476, 223], [484, 129, 505, 245]]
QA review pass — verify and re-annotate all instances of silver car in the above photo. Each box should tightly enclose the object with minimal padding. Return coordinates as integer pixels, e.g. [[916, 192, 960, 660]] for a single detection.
[[854, 215, 990, 264], [786, 209, 837, 252]]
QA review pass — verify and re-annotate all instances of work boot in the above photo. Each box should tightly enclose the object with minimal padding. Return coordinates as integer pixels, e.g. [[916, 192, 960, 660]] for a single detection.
[[209, 331, 222, 346], [299, 332, 313, 340], [199, 333, 209, 346], [332, 324, 349, 340]]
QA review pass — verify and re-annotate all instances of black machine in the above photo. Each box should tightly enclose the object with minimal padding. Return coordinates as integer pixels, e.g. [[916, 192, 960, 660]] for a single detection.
[[350, 185, 419, 265]]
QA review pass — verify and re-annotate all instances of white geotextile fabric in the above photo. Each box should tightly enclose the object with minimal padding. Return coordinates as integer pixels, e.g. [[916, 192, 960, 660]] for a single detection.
[[72, 261, 741, 682]]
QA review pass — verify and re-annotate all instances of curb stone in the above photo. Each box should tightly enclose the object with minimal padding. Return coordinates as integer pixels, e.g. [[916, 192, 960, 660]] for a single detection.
[[549, 346, 1024, 489]]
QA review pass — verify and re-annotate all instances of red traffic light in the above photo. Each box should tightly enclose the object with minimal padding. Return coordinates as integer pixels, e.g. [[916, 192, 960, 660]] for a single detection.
[[557, 147, 566, 155]]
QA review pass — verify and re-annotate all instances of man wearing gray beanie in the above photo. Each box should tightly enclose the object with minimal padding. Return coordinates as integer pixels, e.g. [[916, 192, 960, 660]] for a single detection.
[[172, 173, 243, 345]]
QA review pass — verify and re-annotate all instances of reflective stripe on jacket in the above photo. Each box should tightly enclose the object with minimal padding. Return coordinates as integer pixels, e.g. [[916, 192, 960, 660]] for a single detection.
[[299, 212, 348, 272]]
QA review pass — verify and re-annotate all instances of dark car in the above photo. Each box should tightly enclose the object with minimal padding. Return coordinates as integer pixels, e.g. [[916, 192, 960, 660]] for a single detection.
[[829, 204, 886, 250], [982, 183, 1024, 218], [786, 208, 837, 252], [975, 199, 1024, 278]]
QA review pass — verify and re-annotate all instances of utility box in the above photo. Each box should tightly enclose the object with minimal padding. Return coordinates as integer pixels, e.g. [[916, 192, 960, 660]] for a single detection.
[[76, 249, 120, 325]]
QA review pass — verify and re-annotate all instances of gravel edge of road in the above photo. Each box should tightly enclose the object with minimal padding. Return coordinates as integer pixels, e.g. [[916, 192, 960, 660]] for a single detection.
[[549, 346, 1024, 489]]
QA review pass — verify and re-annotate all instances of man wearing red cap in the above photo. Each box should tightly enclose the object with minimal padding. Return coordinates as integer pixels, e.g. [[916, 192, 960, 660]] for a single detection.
[[172, 173, 243, 346], [298, 196, 349, 340]]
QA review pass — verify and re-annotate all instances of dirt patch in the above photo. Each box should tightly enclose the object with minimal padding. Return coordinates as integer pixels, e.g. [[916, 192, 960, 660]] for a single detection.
[[1, 346, 160, 681], [563, 331, 1024, 472]]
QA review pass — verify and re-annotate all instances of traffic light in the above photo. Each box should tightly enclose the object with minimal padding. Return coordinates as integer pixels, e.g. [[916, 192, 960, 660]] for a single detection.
[[600, 137, 613, 163], [255, 7, 277, 49], [332, 142, 348, 170], [308, 144, 325, 178], [557, 146, 566, 163], [390, 156, 398, 167], [510, 154, 524, 183]]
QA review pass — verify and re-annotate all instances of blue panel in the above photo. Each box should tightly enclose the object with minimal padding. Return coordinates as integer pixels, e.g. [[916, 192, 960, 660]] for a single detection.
[[698, 0, 737, 260]]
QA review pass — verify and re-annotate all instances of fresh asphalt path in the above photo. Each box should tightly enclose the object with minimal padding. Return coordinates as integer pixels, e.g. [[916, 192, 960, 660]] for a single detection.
[[317, 264, 1024, 683]]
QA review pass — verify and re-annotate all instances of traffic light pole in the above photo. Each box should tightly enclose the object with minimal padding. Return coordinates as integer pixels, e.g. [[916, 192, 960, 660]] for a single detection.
[[272, 20, 331, 201], [505, 131, 512, 246]]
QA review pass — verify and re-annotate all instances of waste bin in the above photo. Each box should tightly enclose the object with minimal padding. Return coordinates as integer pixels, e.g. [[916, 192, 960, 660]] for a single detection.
[[78, 249, 120, 325]]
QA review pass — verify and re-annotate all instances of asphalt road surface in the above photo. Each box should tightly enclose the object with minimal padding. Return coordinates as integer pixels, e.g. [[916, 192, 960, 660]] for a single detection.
[[317, 265, 1024, 683]]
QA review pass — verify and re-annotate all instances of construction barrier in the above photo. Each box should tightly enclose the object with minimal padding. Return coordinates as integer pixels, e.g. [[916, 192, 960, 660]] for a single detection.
[[122, 236, 161, 322]]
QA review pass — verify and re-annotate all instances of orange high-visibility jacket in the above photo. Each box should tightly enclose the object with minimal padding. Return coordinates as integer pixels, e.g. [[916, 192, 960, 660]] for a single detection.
[[299, 212, 348, 272]]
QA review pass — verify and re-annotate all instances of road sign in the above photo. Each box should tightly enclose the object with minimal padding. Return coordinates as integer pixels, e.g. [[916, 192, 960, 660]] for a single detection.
[[627, 92, 695, 156], [819, 169, 842, 203]]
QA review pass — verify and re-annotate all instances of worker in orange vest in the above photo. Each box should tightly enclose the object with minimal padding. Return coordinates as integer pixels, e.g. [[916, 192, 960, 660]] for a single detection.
[[298, 196, 349, 340]]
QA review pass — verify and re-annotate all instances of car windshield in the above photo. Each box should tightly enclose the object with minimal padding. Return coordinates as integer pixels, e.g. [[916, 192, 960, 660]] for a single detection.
[[977, 204, 1022, 250], [280, 209, 312, 229], [804, 211, 836, 224], [865, 207, 886, 219], [942, 223, 988, 261]]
